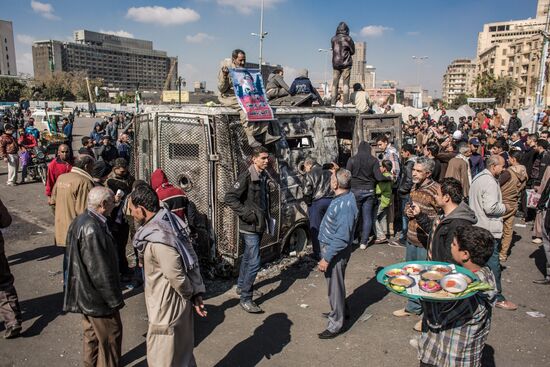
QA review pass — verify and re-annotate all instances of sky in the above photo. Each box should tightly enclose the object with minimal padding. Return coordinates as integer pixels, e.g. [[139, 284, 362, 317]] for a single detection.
[[1, 0, 541, 97]]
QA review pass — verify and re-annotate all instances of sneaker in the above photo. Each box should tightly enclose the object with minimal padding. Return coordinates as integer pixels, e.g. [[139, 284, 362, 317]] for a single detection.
[[240, 300, 263, 313], [318, 329, 340, 339], [4, 324, 22, 339], [533, 278, 550, 285], [413, 320, 422, 332], [359, 243, 368, 250], [247, 136, 262, 148], [495, 300, 518, 311], [393, 308, 413, 317], [532, 238, 543, 244], [236, 287, 264, 297]]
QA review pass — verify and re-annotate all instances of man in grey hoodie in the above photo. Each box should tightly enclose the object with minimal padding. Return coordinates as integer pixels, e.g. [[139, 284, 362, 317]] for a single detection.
[[469, 155, 517, 311]]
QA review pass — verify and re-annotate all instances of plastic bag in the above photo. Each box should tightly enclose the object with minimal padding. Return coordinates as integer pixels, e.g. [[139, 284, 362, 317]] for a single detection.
[[526, 188, 541, 209]]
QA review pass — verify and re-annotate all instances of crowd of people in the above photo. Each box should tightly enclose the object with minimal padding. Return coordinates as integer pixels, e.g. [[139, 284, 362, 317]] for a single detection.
[[0, 22, 549, 364]]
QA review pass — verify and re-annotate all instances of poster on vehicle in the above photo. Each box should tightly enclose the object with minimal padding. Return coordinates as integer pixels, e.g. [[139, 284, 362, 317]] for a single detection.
[[229, 68, 274, 121]]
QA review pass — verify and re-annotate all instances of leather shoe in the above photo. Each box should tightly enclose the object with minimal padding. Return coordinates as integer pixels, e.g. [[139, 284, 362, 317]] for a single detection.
[[236, 287, 264, 297], [240, 300, 263, 314], [318, 329, 339, 339], [321, 312, 350, 320], [495, 300, 518, 311], [247, 136, 262, 148], [4, 324, 22, 339], [533, 278, 550, 285]]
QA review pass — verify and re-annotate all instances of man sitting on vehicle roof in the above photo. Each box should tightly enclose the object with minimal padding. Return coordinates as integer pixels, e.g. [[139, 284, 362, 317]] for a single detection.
[[218, 49, 280, 148]]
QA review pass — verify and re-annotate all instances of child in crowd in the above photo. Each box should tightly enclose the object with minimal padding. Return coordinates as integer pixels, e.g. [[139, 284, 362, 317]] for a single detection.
[[418, 225, 497, 367], [374, 160, 393, 244]]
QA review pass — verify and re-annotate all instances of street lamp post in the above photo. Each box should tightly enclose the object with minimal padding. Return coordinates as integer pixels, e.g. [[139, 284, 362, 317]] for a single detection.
[[251, 0, 268, 73], [318, 48, 332, 98]]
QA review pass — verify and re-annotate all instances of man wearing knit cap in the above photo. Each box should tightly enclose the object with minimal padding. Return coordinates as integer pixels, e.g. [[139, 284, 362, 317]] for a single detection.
[[289, 69, 323, 106]]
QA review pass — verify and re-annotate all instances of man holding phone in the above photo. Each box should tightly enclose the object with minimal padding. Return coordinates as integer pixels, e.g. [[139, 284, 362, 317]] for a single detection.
[[392, 157, 440, 331]]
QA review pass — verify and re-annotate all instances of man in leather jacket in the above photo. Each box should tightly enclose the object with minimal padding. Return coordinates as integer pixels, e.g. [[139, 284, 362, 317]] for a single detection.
[[303, 159, 333, 260], [63, 187, 124, 367], [225, 146, 272, 313], [0, 198, 22, 339]]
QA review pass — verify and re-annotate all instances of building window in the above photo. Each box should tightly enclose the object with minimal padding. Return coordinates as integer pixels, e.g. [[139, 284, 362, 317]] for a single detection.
[[489, 26, 497, 32]]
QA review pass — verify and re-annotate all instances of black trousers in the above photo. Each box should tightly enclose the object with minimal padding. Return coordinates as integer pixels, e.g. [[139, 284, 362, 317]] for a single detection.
[[0, 251, 22, 328]]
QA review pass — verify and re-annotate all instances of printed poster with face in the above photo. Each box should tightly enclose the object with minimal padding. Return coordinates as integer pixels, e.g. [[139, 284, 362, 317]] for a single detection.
[[229, 68, 274, 121]]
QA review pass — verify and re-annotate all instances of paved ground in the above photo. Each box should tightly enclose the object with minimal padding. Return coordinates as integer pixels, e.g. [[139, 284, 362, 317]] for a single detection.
[[0, 117, 549, 366]]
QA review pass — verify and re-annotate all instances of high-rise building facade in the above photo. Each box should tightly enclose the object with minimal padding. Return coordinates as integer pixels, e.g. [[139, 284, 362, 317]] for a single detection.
[[442, 59, 476, 104], [365, 65, 376, 89], [0, 20, 17, 76], [32, 30, 177, 91], [350, 41, 366, 88], [475, 0, 550, 107]]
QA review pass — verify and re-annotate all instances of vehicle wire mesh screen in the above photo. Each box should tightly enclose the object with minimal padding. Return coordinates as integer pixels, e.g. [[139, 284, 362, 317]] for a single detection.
[[134, 114, 151, 181], [157, 115, 210, 255], [213, 116, 240, 258]]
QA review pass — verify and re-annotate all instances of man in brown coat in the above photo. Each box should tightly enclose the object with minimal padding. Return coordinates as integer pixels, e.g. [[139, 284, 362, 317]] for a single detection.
[[445, 142, 472, 198], [499, 150, 528, 262], [0, 197, 22, 338], [51, 155, 95, 281]]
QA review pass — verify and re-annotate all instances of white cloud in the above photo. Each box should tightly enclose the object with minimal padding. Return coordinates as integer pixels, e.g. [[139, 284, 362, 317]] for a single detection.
[[30, 0, 60, 20], [16, 34, 35, 46], [16, 52, 34, 75], [126, 6, 200, 26], [185, 32, 215, 43], [216, 0, 284, 15], [360, 25, 392, 37], [99, 29, 134, 38]]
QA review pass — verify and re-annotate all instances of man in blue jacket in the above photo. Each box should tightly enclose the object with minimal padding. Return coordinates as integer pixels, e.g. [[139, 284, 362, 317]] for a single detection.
[[317, 168, 358, 339]]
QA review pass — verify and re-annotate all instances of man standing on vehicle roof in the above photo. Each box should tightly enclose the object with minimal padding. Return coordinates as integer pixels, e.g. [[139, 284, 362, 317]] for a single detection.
[[331, 22, 355, 106], [218, 49, 280, 148], [225, 146, 272, 314]]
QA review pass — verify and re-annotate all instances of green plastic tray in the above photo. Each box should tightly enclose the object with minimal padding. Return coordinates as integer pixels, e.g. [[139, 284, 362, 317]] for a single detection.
[[376, 260, 480, 302]]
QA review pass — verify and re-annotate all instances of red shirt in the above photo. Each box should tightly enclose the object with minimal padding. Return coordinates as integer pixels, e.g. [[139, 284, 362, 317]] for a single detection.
[[18, 134, 38, 149], [45, 158, 72, 197]]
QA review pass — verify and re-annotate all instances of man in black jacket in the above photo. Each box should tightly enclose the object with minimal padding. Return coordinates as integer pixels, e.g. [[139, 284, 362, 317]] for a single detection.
[[534, 177, 550, 284], [508, 111, 522, 134], [396, 144, 417, 244], [225, 146, 271, 313], [346, 141, 391, 249], [64, 187, 124, 366], [331, 21, 355, 105], [415, 178, 477, 263], [303, 158, 333, 260], [0, 198, 22, 339]]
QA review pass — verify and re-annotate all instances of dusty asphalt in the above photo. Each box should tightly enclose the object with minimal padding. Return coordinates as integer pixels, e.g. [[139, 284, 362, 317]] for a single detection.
[[0, 117, 549, 366]]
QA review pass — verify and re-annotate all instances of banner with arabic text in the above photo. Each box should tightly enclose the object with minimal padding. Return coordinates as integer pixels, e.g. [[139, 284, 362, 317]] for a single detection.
[[229, 68, 274, 121]]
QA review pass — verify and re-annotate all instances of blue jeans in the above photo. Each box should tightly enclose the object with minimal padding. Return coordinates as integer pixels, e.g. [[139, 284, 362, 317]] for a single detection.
[[308, 197, 332, 259], [237, 233, 262, 302], [485, 239, 505, 302], [352, 189, 376, 245], [399, 195, 410, 242], [405, 242, 427, 314]]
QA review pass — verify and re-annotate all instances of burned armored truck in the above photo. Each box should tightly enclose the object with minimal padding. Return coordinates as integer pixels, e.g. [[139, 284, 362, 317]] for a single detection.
[[133, 106, 401, 272]]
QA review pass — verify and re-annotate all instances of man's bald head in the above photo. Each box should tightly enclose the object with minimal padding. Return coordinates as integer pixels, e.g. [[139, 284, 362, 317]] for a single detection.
[[486, 154, 505, 178], [57, 144, 70, 161]]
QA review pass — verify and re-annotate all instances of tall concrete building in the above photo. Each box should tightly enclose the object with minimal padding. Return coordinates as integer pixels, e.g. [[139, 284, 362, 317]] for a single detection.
[[0, 20, 17, 76], [350, 41, 366, 88], [365, 65, 376, 89], [32, 30, 177, 91], [475, 0, 550, 107], [442, 59, 476, 105]]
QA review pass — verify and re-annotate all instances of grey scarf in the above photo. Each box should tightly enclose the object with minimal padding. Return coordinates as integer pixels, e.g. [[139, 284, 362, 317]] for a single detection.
[[133, 207, 198, 272]]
